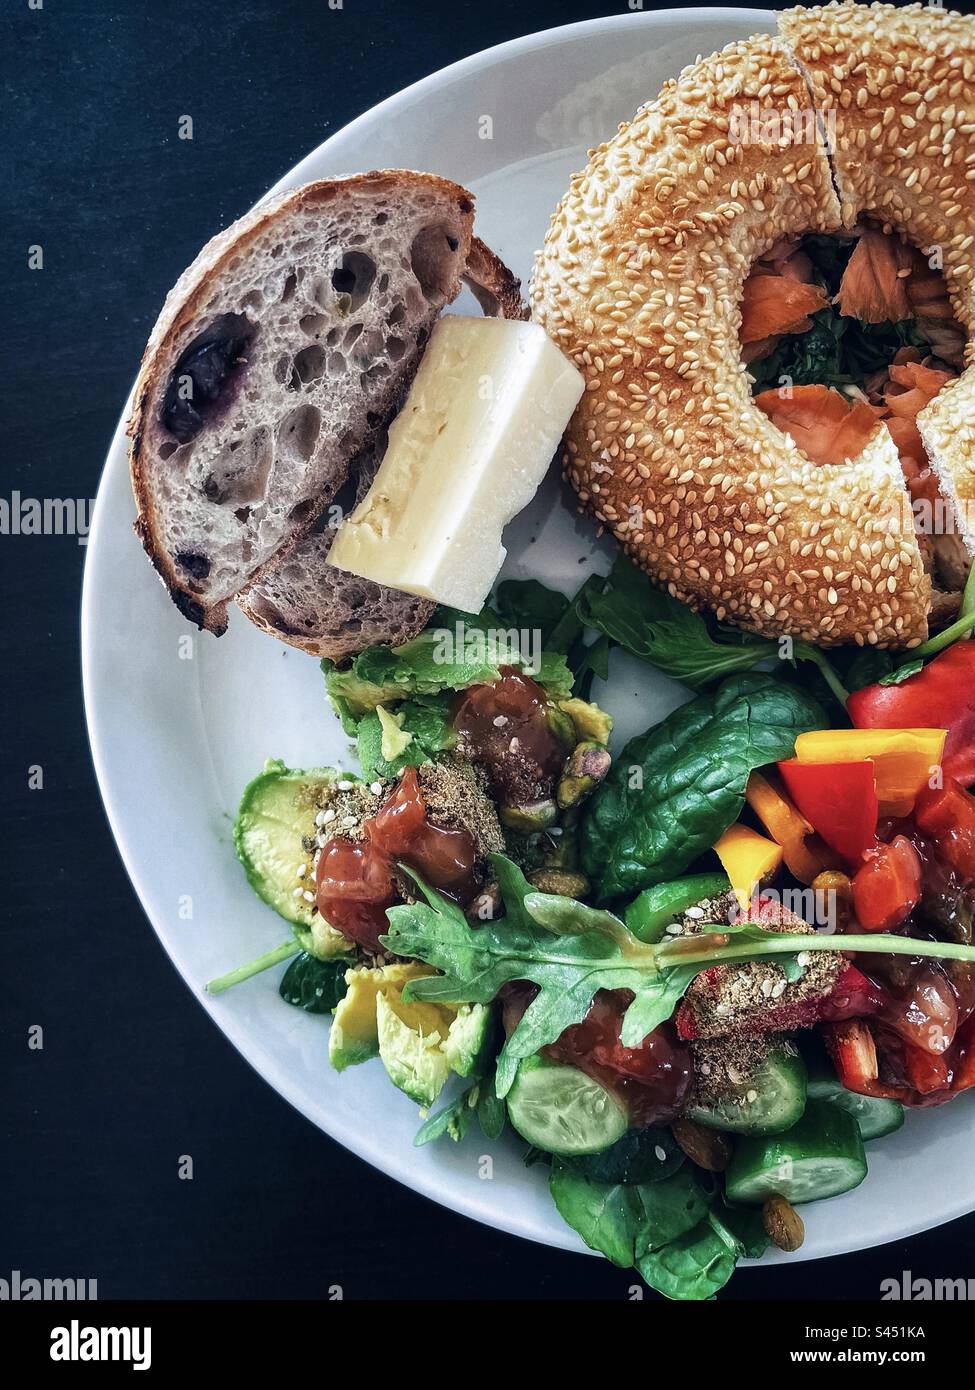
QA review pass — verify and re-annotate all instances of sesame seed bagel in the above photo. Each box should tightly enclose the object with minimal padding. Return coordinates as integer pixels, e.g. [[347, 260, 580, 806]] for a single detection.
[[531, 6, 975, 648]]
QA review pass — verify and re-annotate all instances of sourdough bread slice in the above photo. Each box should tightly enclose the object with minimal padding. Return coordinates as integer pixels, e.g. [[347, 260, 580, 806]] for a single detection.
[[129, 171, 478, 632], [235, 236, 526, 660]]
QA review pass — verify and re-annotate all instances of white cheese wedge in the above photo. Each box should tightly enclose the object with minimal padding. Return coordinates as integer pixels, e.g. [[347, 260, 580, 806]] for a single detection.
[[327, 315, 585, 613]]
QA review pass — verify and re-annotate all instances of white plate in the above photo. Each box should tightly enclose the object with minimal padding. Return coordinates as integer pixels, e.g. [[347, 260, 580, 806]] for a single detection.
[[82, 8, 974, 1266]]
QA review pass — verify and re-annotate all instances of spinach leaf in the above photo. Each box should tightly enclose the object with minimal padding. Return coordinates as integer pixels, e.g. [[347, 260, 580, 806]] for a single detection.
[[842, 646, 897, 693], [278, 953, 348, 1014], [710, 1202, 770, 1260], [580, 672, 826, 901], [493, 579, 570, 646], [633, 1167, 711, 1254], [637, 1218, 738, 1300], [566, 1126, 683, 1185], [550, 1160, 644, 1267], [638, 1199, 768, 1299], [552, 1158, 745, 1298]]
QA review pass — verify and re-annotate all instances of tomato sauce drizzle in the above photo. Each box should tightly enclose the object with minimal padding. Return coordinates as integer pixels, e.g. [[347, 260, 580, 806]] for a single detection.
[[316, 766, 478, 952]]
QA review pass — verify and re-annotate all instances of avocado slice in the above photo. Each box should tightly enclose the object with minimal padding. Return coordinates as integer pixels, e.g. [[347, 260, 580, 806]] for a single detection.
[[330, 961, 492, 1105], [234, 758, 347, 935]]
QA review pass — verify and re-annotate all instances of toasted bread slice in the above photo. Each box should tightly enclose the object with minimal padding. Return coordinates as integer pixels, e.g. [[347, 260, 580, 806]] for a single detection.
[[129, 171, 478, 632], [236, 236, 526, 661]]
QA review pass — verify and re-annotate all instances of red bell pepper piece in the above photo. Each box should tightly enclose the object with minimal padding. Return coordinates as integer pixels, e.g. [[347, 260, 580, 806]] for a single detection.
[[914, 776, 975, 882], [826, 1011, 975, 1106], [847, 643, 975, 787], [903, 1041, 951, 1095], [777, 758, 878, 866], [824, 1018, 913, 1102], [850, 834, 921, 932]]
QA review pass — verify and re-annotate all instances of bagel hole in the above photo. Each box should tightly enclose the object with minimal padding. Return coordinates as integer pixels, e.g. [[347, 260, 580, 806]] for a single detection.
[[741, 225, 966, 627]]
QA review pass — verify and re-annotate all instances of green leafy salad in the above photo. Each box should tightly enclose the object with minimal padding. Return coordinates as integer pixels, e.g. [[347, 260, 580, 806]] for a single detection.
[[209, 562, 975, 1300]]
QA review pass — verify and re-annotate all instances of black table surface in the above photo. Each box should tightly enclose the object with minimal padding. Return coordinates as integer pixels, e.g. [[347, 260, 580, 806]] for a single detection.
[[4, 0, 974, 1301]]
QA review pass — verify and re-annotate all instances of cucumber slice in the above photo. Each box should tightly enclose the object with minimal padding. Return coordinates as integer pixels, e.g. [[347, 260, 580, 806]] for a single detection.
[[686, 1049, 807, 1135], [725, 1101, 867, 1206], [234, 759, 341, 927], [806, 1066, 905, 1141], [507, 1056, 628, 1156]]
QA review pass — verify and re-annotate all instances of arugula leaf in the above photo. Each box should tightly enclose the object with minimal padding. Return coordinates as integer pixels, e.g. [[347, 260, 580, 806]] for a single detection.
[[413, 1084, 477, 1146], [572, 555, 848, 707], [578, 555, 775, 691], [580, 672, 826, 901], [414, 1067, 506, 1146], [879, 658, 924, 687], [383, 862, 975, 1097], [475, 1072, 507, 1141], [385, 859, 661, 1097]]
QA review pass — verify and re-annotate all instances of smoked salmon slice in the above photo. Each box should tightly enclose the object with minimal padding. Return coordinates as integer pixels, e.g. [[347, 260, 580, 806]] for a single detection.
[[837, 229, 965, 366], [740, 273, 828, 346], [836, 228, 914, 324], [755, 384, 883, 467], [883, 351, 956, 474]]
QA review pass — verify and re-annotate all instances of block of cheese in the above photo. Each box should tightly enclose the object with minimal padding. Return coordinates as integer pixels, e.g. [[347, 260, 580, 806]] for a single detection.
[[327, 315, 585, 613]]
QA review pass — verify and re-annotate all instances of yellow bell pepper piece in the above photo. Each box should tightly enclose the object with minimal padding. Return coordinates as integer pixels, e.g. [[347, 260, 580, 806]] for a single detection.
[[793, 728, 946, 814], [745, 770, 835, 885], [714, 823, 783, 913]]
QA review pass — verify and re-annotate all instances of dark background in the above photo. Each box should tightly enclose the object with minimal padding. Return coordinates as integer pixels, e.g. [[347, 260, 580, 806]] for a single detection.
[[3, 0, 973, 1301]]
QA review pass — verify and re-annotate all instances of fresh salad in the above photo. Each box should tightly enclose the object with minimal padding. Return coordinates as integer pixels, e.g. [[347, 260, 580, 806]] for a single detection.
[[210, 556, 975, 1299]]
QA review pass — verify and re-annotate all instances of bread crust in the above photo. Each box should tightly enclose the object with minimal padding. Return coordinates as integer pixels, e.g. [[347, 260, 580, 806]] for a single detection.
[[128, 171, 476, 634], [530, 12, 975, 648]]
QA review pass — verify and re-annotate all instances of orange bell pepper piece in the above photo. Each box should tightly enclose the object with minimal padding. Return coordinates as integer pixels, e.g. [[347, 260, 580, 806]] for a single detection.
[[744, 769, 838, 885], [713, 823, 783, 913], [792, 728, 946, 816]]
